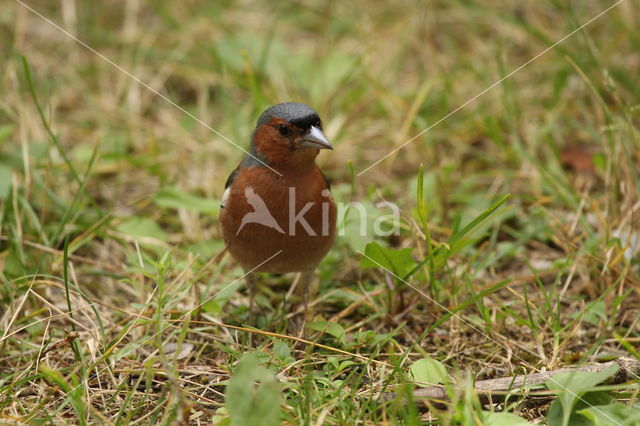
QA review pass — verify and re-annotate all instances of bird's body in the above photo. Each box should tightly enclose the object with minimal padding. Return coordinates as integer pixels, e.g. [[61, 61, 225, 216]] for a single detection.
[[219, 102, 336, 329], [221, 165, 335, 274], [235, 186, 285, 236]]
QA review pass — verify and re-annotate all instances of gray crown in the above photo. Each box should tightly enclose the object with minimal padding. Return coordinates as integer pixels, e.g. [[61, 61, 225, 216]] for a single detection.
[[256, 102, 321, 130]]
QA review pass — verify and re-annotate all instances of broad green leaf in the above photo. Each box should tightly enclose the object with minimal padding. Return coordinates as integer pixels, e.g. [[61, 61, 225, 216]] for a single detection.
[[2, 251, 25, 278], [481, 411, 533, 425], [361, 242, 416, 278], [226, 353, 282, 426], [154, 187, 219, 213], [201, 299, 222, 315], [117, 216, 167, 243], [187, 241, 221, 258], [306, 321, 346, 344], [210, 280, 244, 301], [335, 194, 392, 253], [545, 365, 619, 426], [0, 123, 14, 142], [571, 300, 606, 326], [0, 164, 12, 200], [547, 391, 614, 426], [409, 358, 447, 385], [273, 342, 290, 361], [578, 401, 640, 425], [337, 360, 356, 373]]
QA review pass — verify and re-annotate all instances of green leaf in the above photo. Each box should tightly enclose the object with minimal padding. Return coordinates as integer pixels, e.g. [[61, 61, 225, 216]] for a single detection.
[[110, 342, 142, 362], [592, 153, 607, 173], [117, 216, 167, 243], [335, 195, 387, 253], [273, 342, 290, 361], [481, 411, 533, 425], [0, 164, 12, 200], [154, 187, 219, 213], [2, 250, 25, 278], [337, 360, 356, 373], [417, 163, 435, 284], [409, 358, 447, 385], [578, 401, 640, 425], [361, 242, 416, 278], [572, 300, 606, 326], [0, 123, 14, 142], [306, 321, 346, 344], [448, 193, 511, 254], [404, 193, 510, 279], [548, 391, 614, 426], [545, 364, 619, 426], [201, 299, 222, 314], [39, 364, 87, 426], [225, 353, 282, 426]]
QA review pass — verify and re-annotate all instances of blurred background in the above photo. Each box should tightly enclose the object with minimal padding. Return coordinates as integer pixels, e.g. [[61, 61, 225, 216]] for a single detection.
[[1, 0, 639, 423]]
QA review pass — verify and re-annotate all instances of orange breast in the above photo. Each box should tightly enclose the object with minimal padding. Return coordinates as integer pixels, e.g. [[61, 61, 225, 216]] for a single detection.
[[219, 166, 336, 273]]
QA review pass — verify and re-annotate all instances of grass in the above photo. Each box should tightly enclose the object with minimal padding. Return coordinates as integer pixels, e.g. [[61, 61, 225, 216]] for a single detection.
[[1, 0, 639, 424]]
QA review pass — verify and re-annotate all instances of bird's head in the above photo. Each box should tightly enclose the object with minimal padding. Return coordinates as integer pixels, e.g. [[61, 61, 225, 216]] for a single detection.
[[250, 102, 332, 168]]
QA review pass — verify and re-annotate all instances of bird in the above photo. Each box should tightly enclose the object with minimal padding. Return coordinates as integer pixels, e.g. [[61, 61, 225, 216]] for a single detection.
[[219, 102, 336, 332]]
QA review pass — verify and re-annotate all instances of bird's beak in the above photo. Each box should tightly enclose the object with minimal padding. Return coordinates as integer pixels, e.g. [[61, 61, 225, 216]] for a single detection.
[[300, 126, 333, 150]]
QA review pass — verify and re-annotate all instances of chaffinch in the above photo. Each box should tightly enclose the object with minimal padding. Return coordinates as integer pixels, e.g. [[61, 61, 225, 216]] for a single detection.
[[219, 102, 336, 328]]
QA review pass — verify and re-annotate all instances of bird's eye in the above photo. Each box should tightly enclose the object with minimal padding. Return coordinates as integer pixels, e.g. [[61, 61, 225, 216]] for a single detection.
[[278, 124, 289, 136]]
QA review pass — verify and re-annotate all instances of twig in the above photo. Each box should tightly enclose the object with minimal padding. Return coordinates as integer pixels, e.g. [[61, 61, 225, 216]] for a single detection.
[[381, 357, 640, 402]]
